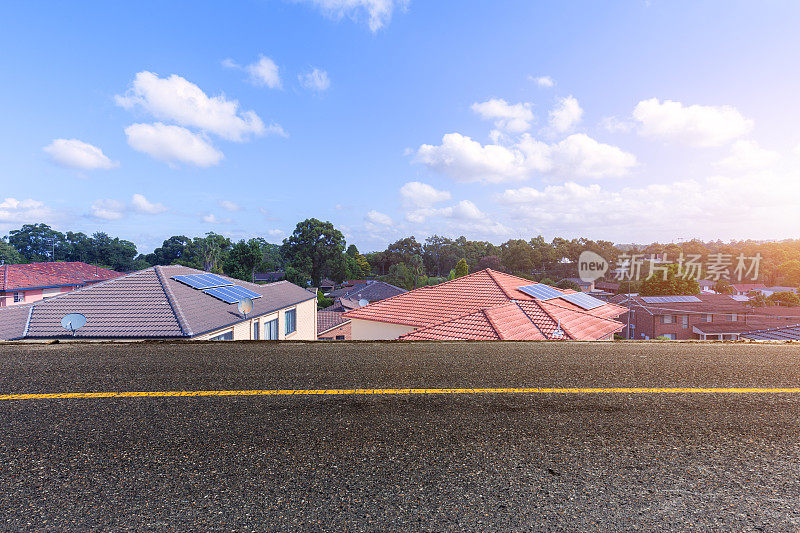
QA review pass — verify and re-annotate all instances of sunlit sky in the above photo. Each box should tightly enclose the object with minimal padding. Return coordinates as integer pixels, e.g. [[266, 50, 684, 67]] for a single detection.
[[2, 1, 800, 253]]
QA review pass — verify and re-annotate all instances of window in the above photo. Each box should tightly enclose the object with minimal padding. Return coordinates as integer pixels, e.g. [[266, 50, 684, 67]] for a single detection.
[[265, 318, 279, 340], [661, 315, 675, 324], [210, 330, 234, 341], [681, 315, 689, 329], [335, 335, 345, 340], [729, 313, 738, 321], [704, 314, 713, 322], [285, 309, 296, 335], [662, 333, 677, 340], [253, 320, 259, 340], [13, 292, 24, 303]]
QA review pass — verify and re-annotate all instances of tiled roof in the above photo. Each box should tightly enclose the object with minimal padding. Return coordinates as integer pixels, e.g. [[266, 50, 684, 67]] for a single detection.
[[343, 269, 625, 341], [318, 310, 350, 335], [0, 265, 316, 340], [732, 283, 767, 292], [327, 281, 406, 302], [741, 324, 800, 341], [0, 304, 32, 340], [0, 262, 123, 292], [609, 293, 751, 315], [401, 300, 623, 341]]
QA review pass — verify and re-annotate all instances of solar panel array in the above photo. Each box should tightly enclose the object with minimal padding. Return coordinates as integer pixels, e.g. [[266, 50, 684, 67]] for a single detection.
[[517, 284, 564, 300], [640, 296, 701, 304], [173, 274, 232, 290], [742, 325, 800, 341], [203, 285, 262, 304], [730, 295, 750, 302], [561, 292, 606, 310]]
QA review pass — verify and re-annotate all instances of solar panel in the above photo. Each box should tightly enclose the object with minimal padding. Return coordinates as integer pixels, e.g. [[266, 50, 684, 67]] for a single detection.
[[173, 273, 233, 290], [640, 296, 702, 304], [561, 292, 606, 310], [730, 295, 750, 302], [517, 284, 565, 300], [203, 285, 262, 304]]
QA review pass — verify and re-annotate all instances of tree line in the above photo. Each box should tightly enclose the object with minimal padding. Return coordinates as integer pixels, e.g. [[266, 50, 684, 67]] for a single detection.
[[3, 220, 800, 293]]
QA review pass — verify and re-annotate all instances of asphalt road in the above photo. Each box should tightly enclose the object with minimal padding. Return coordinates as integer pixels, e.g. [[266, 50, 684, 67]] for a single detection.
[[2, 341, 800, 531]]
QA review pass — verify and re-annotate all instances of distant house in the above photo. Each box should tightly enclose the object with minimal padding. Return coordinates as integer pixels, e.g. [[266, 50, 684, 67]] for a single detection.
[[319, 278, 336, 293], [0, 262, 123, 308], [756, 286, 798, 297], [327, 280, 406, 312], [560, 277, 594, 292], [594, 280, 620, 293], [253, 271, 285, 283], [731, 282, 767, 296], [0, 265, 316, 341], [698, 280, 715, 293], [344, 269, 626, 341], [317, 310, 351, 340], [608, 292, 800, 341]]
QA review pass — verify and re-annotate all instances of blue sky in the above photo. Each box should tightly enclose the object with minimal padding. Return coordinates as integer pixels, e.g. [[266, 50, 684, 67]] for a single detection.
[[2, 1, 800, 253]]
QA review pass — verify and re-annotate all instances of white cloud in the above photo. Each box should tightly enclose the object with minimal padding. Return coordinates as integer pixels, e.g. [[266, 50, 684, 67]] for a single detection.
[[632, 98, 753, 147], [548, 133, 637, 178], [399, 181, 451, 208], [125, 123, 224, 167], [131, 194, 167, 214], [91, 199, 125, 220], [245, 56, 282, 89], [714, 140, 779, 172], [599, 116, 634, 133], [202, 213, 231, 224], [415, 132, 635, 183], [266, 228, 284, 236], [443, 199, 485, 220], [0, 198, 53, 225], [116, 71, 266, 141], [471, 98, 534, 133], [549, 95, 583, 133], [219, 200, 240, 212], [365, 209, 393, 226], [495, 170, 800, 241], [529, 75, 554, 88], [298, 0, 408, 32], [43, 139, 118, 171], [298, 68, 331, 92]]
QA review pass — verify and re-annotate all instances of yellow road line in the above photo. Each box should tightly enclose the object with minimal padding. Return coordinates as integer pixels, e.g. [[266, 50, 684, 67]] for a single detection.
[[3, 387, 800, 401]]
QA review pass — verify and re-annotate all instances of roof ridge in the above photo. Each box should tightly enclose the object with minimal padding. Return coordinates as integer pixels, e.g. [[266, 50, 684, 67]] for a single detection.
[[481, 306, 506, 338], [484, 268, 533, 299], [155, 265, 193, 337]]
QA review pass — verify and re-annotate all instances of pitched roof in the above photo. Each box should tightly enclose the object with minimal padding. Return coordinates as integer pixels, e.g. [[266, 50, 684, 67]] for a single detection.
[[344, 269, 626, 340], [400, 300, 623, 341], [0, 262, 123, 292], [741, 324, 800, 341], [609, 292, 751, 315], [732, 283, 767, 292], [327, 281, 406, 302], [318, 310, 350, 335], [0, 265, 315, 340]]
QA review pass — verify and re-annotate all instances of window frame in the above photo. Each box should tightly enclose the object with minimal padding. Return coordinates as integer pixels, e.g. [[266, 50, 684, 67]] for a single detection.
[[265, 318, 279, 340], [285, 308, 297, 335], [209, 330, 234, 341], [13, 291, 24, 303], [253, 320, 259, 340]]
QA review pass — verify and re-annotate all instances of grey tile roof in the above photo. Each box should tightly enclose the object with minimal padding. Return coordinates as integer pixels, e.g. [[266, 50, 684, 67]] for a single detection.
[[327, 281, 406, 302], [0, 304, 33, 340], [0, 265, 315, 340], [317, 310, 350, 335]]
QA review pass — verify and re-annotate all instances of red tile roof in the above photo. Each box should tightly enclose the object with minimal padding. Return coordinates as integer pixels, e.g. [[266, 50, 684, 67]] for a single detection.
[[732, 283, 767, 292], [401, 300, 623, 341], [345, 269, 626, 341], [0, 262, 123, 292], [318, 310, 350, 335]]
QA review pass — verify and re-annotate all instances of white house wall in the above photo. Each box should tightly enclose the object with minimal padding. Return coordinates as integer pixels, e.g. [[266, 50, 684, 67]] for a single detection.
[[195, 297, 317, 341], [349, 318, 416, 340]]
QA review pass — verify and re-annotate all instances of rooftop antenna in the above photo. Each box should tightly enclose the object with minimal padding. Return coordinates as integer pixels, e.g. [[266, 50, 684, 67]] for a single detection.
[[552, 319, 564, 339], [60, 313, 86, 337], [238, 298, 254, 319]]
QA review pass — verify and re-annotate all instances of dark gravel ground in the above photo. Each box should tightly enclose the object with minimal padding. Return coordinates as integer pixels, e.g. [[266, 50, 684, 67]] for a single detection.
[[2, 340, 800, 531]]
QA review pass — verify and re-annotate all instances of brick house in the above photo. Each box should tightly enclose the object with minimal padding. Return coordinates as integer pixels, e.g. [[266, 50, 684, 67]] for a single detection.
[[0, 262, 123, 307]]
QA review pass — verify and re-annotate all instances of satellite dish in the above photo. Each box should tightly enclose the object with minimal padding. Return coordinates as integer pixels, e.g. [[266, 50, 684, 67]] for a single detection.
[[358, 299, 369, 307], [60, 313, 86, 336], [238, 298, 254, 317]]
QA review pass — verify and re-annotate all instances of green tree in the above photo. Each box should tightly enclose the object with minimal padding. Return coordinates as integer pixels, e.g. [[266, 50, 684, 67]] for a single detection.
[[777, 260, 800, 286], [146, 236, 192, 265], [281, 218, 346, 286], [355, 254, 371, 277], [454, 258, 469, 278], [8, 223, 64, 262], [409, 254, 425, 288], [0, 238, 22, 264], [767, 291, 800, 306], [557, 279, 581, 291], [713, 279, 734, 294], [639, 264, 700, 296], [224, 239, 263, 281], [501, 239, 534, 274], [346, 244, 359, 258]]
